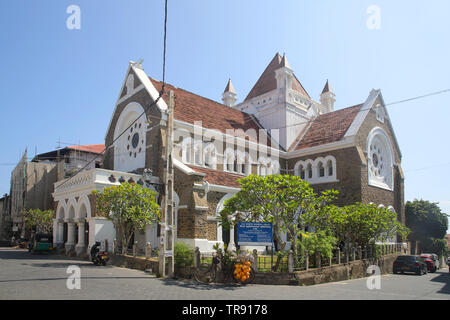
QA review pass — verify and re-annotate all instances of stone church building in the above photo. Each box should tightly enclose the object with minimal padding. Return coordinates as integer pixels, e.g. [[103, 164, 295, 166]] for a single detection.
[[52, 53, 404, 255]]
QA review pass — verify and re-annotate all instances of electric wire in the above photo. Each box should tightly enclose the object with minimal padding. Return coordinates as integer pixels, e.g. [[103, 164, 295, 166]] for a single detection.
[[54, 0, 169, 191]]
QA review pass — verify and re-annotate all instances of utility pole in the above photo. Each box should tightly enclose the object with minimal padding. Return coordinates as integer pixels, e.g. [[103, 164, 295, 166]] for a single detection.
[[159, 90, 175, 277]]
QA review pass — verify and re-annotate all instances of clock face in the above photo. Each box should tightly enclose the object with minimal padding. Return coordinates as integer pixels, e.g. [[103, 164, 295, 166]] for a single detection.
[[126, 121, 145, 158]]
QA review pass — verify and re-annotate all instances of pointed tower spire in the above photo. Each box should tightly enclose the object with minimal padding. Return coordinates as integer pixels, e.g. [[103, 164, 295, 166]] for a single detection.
[[322, 79, 331, 94], [280, 53, 291, 69], [222, 78, 237, 107], [320, 79, 336, 113], [223, 78, 236, 94]]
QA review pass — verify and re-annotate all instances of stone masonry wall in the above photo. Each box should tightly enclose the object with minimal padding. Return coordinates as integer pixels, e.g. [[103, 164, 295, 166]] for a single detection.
[[355, 96, 405, 220], [287, 147, 363, 206]]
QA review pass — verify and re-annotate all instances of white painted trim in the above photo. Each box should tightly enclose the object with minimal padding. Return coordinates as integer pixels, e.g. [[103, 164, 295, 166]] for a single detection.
[[132, 66, 168, 112], [104, 63, 133, 140], [286, 137, 355, 159], [345, 89, 380, 138], [193, 183, 240, 194], [173, 158, 204, 176], [116, 84, 145, 105], [366, 126, 394, 191], [174, 119, 283, 156]]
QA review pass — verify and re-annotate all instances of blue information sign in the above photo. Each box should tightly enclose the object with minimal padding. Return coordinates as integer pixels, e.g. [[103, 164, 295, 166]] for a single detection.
[[237, 222, 273, 246]]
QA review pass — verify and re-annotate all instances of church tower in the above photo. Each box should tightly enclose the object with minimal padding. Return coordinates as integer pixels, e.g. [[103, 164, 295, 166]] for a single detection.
[[222, 78, 237, 107], [320, 80, 336, 113], [232, 53, 322, 151]]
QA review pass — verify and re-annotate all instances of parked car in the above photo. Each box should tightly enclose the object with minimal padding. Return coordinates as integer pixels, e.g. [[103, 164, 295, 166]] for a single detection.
[[393, 255, 428, 275], [420, 253, 440, 272]]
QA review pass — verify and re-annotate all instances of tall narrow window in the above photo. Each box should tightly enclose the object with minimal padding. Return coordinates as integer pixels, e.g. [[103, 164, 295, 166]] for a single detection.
[[318, 162, 325, 177], [307, 163, 313, 179], [300, 165, 305, 180], [327, 160, 333, 176], [185, 142, 192, 164]]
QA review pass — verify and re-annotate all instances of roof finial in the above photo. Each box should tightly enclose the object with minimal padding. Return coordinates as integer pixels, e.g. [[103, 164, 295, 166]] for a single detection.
[[322, 79, 332, 94], [223, 78, 236, 94]]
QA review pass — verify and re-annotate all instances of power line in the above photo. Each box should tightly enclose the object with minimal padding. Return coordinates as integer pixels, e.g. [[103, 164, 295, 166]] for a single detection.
[[3, 88, 450, 167], [385, 88, 450, 106], [404, 162, 450, 173], [55, 0, 169, 191]]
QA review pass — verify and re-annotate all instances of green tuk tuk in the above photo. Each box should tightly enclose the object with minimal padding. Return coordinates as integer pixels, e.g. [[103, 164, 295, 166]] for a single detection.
[[29, 233, 54, 253]]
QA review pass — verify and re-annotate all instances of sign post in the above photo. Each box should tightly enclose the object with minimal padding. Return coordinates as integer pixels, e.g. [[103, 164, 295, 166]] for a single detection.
[[237, 222, 273, 246]]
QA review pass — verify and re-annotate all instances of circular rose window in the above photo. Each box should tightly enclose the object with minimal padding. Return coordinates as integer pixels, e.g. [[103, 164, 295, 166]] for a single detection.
[[126, 121, 145, 158], [370, 143, 385, 177], [367, 128, 393, 191]]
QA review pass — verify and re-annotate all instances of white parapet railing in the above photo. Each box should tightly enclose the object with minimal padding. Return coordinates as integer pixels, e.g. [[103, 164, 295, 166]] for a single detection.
[[53, 168, 147, 200]]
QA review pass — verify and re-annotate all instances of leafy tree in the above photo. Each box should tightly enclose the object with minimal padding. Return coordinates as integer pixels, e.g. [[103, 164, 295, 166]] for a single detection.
[[174, 242, 194, 268], [420, 238, 448, 257], [93, 183, 160, 253], [23, 209, 54, 234], [330, 203, 409, 249], [297, 231, 338, 266], [219, 174, 338, 270], [405, 200, 448, 255]]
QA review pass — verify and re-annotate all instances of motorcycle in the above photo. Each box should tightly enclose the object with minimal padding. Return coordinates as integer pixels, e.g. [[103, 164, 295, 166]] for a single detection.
[[90, 242, 110, 266]]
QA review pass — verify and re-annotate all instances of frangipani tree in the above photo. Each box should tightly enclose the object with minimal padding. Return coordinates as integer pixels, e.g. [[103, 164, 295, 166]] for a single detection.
[[23, 209, 54, 234], [219, 174, 338, 270], [93, 182, 161, 253], [330, 203, 409, 250]]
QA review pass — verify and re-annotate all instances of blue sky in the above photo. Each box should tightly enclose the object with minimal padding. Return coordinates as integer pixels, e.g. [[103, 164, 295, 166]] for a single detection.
[[0, 1, 449, 229]]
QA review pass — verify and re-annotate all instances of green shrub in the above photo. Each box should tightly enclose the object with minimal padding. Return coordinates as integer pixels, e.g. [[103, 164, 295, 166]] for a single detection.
[[174, 242, 194, 268]]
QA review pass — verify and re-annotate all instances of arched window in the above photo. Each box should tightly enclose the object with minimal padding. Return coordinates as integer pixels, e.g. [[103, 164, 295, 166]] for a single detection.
[[204, 143, 217, 169], [367, 127, 394, 191], [258, 157, 279, 176], [327, 160, 333, 177], [182, 137, 194, 164], [235, 151, 247, 175], [113, 102, 146, 172], [194, 141, 203, 166], [307, 163, 313, 179], [224, 148, 235, 172], [300, 165, 305, 180], [318, 161, 325, 177]]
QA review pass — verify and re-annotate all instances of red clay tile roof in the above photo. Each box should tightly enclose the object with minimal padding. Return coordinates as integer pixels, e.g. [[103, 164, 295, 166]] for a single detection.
[[245, 53, 310, 101], [150, 78, 272, 146], [294, 104, 363, 150], [68, 144, 105, 154], [187, 165, 243, 188]]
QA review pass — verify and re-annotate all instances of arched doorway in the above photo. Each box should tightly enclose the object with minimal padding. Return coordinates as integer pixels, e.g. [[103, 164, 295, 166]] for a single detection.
[[216, 193, 236, 249]]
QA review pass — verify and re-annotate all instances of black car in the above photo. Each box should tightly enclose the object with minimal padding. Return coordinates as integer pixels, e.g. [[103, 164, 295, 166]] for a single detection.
[[393, 255, 428, 275]]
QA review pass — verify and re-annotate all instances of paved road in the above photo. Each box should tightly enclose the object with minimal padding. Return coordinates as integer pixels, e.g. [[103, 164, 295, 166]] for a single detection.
[[0, 248, 449, 300]]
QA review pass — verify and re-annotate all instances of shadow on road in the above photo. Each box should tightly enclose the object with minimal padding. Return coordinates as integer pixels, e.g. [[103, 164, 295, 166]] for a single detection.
[[26, 262, 111, 269], [0, 276, 154, 284], [430, 270, 450, 295], [159, 278, 244, 291]]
